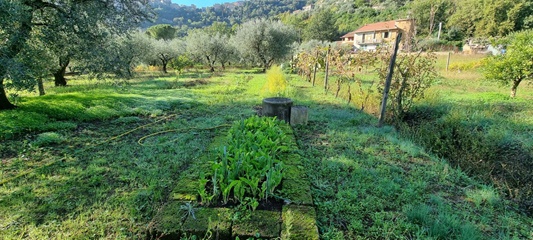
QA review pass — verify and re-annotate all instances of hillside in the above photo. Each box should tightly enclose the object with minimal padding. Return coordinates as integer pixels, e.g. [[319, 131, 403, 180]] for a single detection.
[[146, 0, 532, 41], [145, 0, 310, 35]]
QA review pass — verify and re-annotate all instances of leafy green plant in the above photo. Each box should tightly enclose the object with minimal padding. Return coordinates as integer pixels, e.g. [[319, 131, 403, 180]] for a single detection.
[[200, 116, 288, 207]]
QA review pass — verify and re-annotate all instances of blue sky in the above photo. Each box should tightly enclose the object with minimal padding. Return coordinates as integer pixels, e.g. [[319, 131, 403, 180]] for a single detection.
[[171, 0, 239, 8]]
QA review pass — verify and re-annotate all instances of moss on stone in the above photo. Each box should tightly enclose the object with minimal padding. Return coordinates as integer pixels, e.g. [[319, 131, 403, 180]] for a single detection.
[[281, 205, 319, 240], [151, 201, 187, 238], [280, 179, 313, 205], [171, 177, 199, 201], [283, 153, 303, 166], [283, 164, 307, 180], [181, 207, 232, 239], [232, 210, 281, 239]]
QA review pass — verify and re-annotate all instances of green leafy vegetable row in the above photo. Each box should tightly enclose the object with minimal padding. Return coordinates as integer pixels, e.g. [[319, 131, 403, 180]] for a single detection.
[[199, 116, 289, 208]]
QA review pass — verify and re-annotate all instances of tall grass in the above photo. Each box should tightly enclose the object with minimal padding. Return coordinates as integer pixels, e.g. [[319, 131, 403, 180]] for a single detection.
[[397, 53, 533, 214]]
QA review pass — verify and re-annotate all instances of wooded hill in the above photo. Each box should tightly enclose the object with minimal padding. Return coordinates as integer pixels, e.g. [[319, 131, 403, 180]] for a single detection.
[[147, 0, 532, 41]]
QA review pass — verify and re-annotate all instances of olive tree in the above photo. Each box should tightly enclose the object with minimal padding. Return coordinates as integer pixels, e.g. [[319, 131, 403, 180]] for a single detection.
[[186, 29, 234, 72], [82, 32, 152, 78], [0, 0, 152, 110], [146, 24, 177, 40], [483, 30, 533, 98], [232, 19, 298, 72], [147, 39, 184, 73]]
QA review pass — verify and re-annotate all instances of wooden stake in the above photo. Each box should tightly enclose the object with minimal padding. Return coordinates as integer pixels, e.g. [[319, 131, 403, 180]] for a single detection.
[[312, 50, 319, 86], [324, 46, 330, 94], [378, 33, 402, 127], [446, 51, 451, 72]]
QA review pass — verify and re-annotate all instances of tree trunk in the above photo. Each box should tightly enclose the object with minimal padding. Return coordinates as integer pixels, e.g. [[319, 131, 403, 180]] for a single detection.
[[38, 78, 46, 96], [54, 58, 69, 86], [162, 61, 168, 73], [510, 79, 521, 98], [0, 78, 16, 110], [0, 9, 33, 110], [347, 82, 352, 104], [206, 56, 215, 72]]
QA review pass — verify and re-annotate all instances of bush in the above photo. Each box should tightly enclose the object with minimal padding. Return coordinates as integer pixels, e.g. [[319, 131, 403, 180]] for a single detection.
[[133, 65, 147, 72], [263, 65, 288, 97]]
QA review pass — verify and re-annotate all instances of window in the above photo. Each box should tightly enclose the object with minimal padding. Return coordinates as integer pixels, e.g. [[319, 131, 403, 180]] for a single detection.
[[384, 32, 390, 38], [361, 34, 365, 43]]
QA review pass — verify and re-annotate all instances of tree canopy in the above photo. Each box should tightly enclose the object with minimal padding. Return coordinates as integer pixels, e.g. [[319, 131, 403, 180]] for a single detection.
[[0, 0, 152, 110], [146, 24, 177, 40], [233, 19, 298, 72], [483, 30, 533, 98]]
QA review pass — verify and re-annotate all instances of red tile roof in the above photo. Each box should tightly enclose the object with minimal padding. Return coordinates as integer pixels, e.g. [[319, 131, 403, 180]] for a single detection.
[[354, 20, 398, 33], [340, 30, 358, 38]]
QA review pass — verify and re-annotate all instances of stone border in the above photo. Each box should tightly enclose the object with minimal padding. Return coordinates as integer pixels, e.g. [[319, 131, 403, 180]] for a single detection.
[[150, 124, 319, 239]]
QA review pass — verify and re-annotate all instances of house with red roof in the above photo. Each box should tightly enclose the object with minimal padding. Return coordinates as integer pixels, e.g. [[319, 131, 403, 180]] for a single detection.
[[341, 19, 414, 51]]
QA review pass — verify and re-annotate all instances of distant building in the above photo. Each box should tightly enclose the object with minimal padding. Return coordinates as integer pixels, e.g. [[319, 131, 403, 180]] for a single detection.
[[340, 19, 414, 51]]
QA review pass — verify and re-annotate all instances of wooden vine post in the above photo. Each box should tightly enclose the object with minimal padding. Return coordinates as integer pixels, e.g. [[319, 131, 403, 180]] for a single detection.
[[378, 33, 402, 127], [312, 49, 319, 86], [446, 51, 451, 71], [324, 46, 330, 93]]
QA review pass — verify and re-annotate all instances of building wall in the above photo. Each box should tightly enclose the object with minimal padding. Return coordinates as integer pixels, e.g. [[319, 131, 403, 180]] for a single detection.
[[395, 19, 414, 35], [354, 30, 400, 50]]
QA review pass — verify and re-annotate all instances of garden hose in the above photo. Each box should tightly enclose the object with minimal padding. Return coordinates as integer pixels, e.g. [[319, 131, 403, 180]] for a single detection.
[[92, 113, 178, 147], [0, 114, 178, 186], [137, 124, 231, 146]]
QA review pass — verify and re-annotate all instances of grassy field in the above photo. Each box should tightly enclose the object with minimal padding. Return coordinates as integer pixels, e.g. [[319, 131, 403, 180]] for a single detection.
[[1, 66, 532, 239]]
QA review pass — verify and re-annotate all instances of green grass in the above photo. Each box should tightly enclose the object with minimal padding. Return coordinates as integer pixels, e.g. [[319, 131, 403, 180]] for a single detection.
[[398, 54, 533, 215], [1, 68, 532, 238]]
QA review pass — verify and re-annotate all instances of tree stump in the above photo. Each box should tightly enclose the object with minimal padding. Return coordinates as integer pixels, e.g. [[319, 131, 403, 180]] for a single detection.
[[290, 106, 308, 126], [262, 97, 293, 123]]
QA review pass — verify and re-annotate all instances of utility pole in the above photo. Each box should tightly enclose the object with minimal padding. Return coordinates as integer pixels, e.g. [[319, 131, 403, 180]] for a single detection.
[[437, 22, 442, 40]]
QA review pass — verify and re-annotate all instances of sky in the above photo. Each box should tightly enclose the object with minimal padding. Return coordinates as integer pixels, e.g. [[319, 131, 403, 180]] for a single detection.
[[171, 0, 239, 8]]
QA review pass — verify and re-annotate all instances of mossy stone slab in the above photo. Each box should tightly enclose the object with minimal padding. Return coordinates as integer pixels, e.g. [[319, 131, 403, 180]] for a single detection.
[[151, 201, 187, 239], [181, 207, 232, 239], [171, 177, 199, 201], [281, 179, 313, 205], [232, 210, 281, 239], [281, 205, 319, 240], [283, 164, 307, 181], [283, 153, 303, 166]]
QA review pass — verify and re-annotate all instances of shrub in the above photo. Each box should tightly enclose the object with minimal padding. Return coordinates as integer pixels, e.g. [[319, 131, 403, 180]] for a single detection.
[[147, 65, 162, 72], [133, 65, 147, 72], [263, 65, 288, 97]]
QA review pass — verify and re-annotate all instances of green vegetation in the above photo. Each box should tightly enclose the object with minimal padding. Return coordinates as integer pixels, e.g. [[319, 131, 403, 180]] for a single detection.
[[263, 65, 289, 97], [2, 0, 533, 238], [199, 116, 288, 205], [397, 54, 533, 216], [483, 29, 533, 98], [1, 66, 532, 238]]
